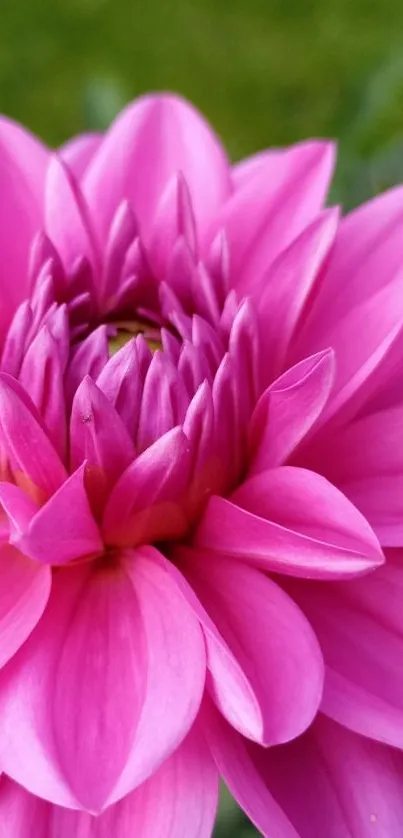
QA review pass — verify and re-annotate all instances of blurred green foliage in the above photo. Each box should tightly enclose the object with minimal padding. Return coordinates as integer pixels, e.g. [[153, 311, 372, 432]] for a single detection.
[[2, 0, 403, 209], [1, 1, 403, 833]]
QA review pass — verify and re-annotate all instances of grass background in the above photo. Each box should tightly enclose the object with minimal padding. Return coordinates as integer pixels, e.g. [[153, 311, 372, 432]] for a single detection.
[[1, 0, 403, 833]]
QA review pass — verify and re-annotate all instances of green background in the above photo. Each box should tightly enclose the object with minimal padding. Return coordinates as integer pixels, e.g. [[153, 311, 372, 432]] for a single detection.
[[1, 0, 403, 833]]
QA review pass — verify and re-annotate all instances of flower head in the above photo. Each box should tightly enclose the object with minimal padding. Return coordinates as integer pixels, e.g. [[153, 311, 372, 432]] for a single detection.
[[0, 93, 400, 836]]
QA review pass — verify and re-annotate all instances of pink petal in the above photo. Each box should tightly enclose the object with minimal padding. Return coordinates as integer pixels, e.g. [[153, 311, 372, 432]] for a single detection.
[[302, 185, 403, 330], [70, 376, 135, 511], [293, 272, 403, 426], [231, 148, 285, 189], [205, 140, 335, 295], [19, 325, 67, 459], [45, 155, 100, 274], [12, 465, 103, 566], [287, 555, 403, 750], [0, 117, 48, 331], [175, 548, 323, 744], [249, 350, 335, 473], [0, 543, 51, 668], [59, 132, 102, 180], [0, 724, 218, 838], [258, 209, 339, 376], [0, 548, 205, 810], [102, 428, 190, 547], [149, 172, 197, 278], [0, 374, 67, 499], [83, 93, 231, 242], [196, 467, 383, 578], [204, 701, 299, 838], [341, 475, 403, 547], [250, 714, 403, 838]]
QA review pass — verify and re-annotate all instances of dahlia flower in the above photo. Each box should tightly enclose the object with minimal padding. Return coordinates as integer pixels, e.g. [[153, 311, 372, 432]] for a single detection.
[[0, 93, 401, 837]]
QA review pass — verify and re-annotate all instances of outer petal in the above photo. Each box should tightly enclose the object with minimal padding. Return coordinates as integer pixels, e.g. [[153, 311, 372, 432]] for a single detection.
[[0, 548, 206, 811], [250, 714, 403, 838], [204, 702, 299, 838], [0, 724, 218, 838], [0, 117, 48, 330], [83, 93, 231, 242], [0, 543, 51, 667], [301, 185, 403, 329], [206, 140, 335, 295], [292, 273, 403, 426], [45, 155, 100, 273], [286, 554, 403, 750], [175, 548, 323, 745], [195, 468, 383, 578], [59, 132, 102, 180], [258, 209, 339, 377]]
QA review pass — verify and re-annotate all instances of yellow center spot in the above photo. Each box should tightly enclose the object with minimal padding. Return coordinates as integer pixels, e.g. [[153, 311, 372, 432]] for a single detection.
[[108, 319, 162, 356]]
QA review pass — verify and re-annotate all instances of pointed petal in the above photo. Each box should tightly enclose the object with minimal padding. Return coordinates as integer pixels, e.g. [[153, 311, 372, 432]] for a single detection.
[[258, 209, 339, 376], [19, 325, 67, 459], [249, 350, 335, 473], [70, 377, 135, 511], [175, 548, 323, 744], [83, 93, 231, 242], [13, 465, 103, 565], [303, 185, 403, 329], [45, 155, 100, 273], [206, 140, 335, 295], [0, 374, 67, 499], [196, 468, 383, 578], [102, 428, 190, 546], [149, 172, 197, 278]]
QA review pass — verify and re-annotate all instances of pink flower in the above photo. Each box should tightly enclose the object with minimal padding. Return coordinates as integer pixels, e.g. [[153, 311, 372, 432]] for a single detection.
[[0, 93, 399, 836]]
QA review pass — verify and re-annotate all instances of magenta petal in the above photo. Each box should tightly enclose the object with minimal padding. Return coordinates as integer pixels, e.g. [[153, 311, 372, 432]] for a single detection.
[[45, 154, 100, 273], [0, 374, 67, 498], [175, 548, 323, 744], [0, 549, 205, 810], [250, 714, 403, 838], [258, 209, 339, 375], [288, 555, 403, 750], [249, 350, 335, 473], [0, 544, 51, 668], [196, 468, 383, 578], [83, 93, 231, 242], [70, 376, 135, 504], [20, 325, 67, 458], [14, 465, 103, 565], [0, 117, 48, 331], [0, 724, 218, 838], [304, 185, 403, 328], [149, 172, 197, 278], [206, 140, 335, 295], [204, 702, 299, 838], [102, 427, 191, 546], [107, 546, 206, 804], [59, 132, 102, 179], [294, 273, 403, 425]]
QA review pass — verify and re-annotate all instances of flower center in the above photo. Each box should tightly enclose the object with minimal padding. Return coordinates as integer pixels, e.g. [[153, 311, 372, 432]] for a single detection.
[[107, 318, 162, 356]]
